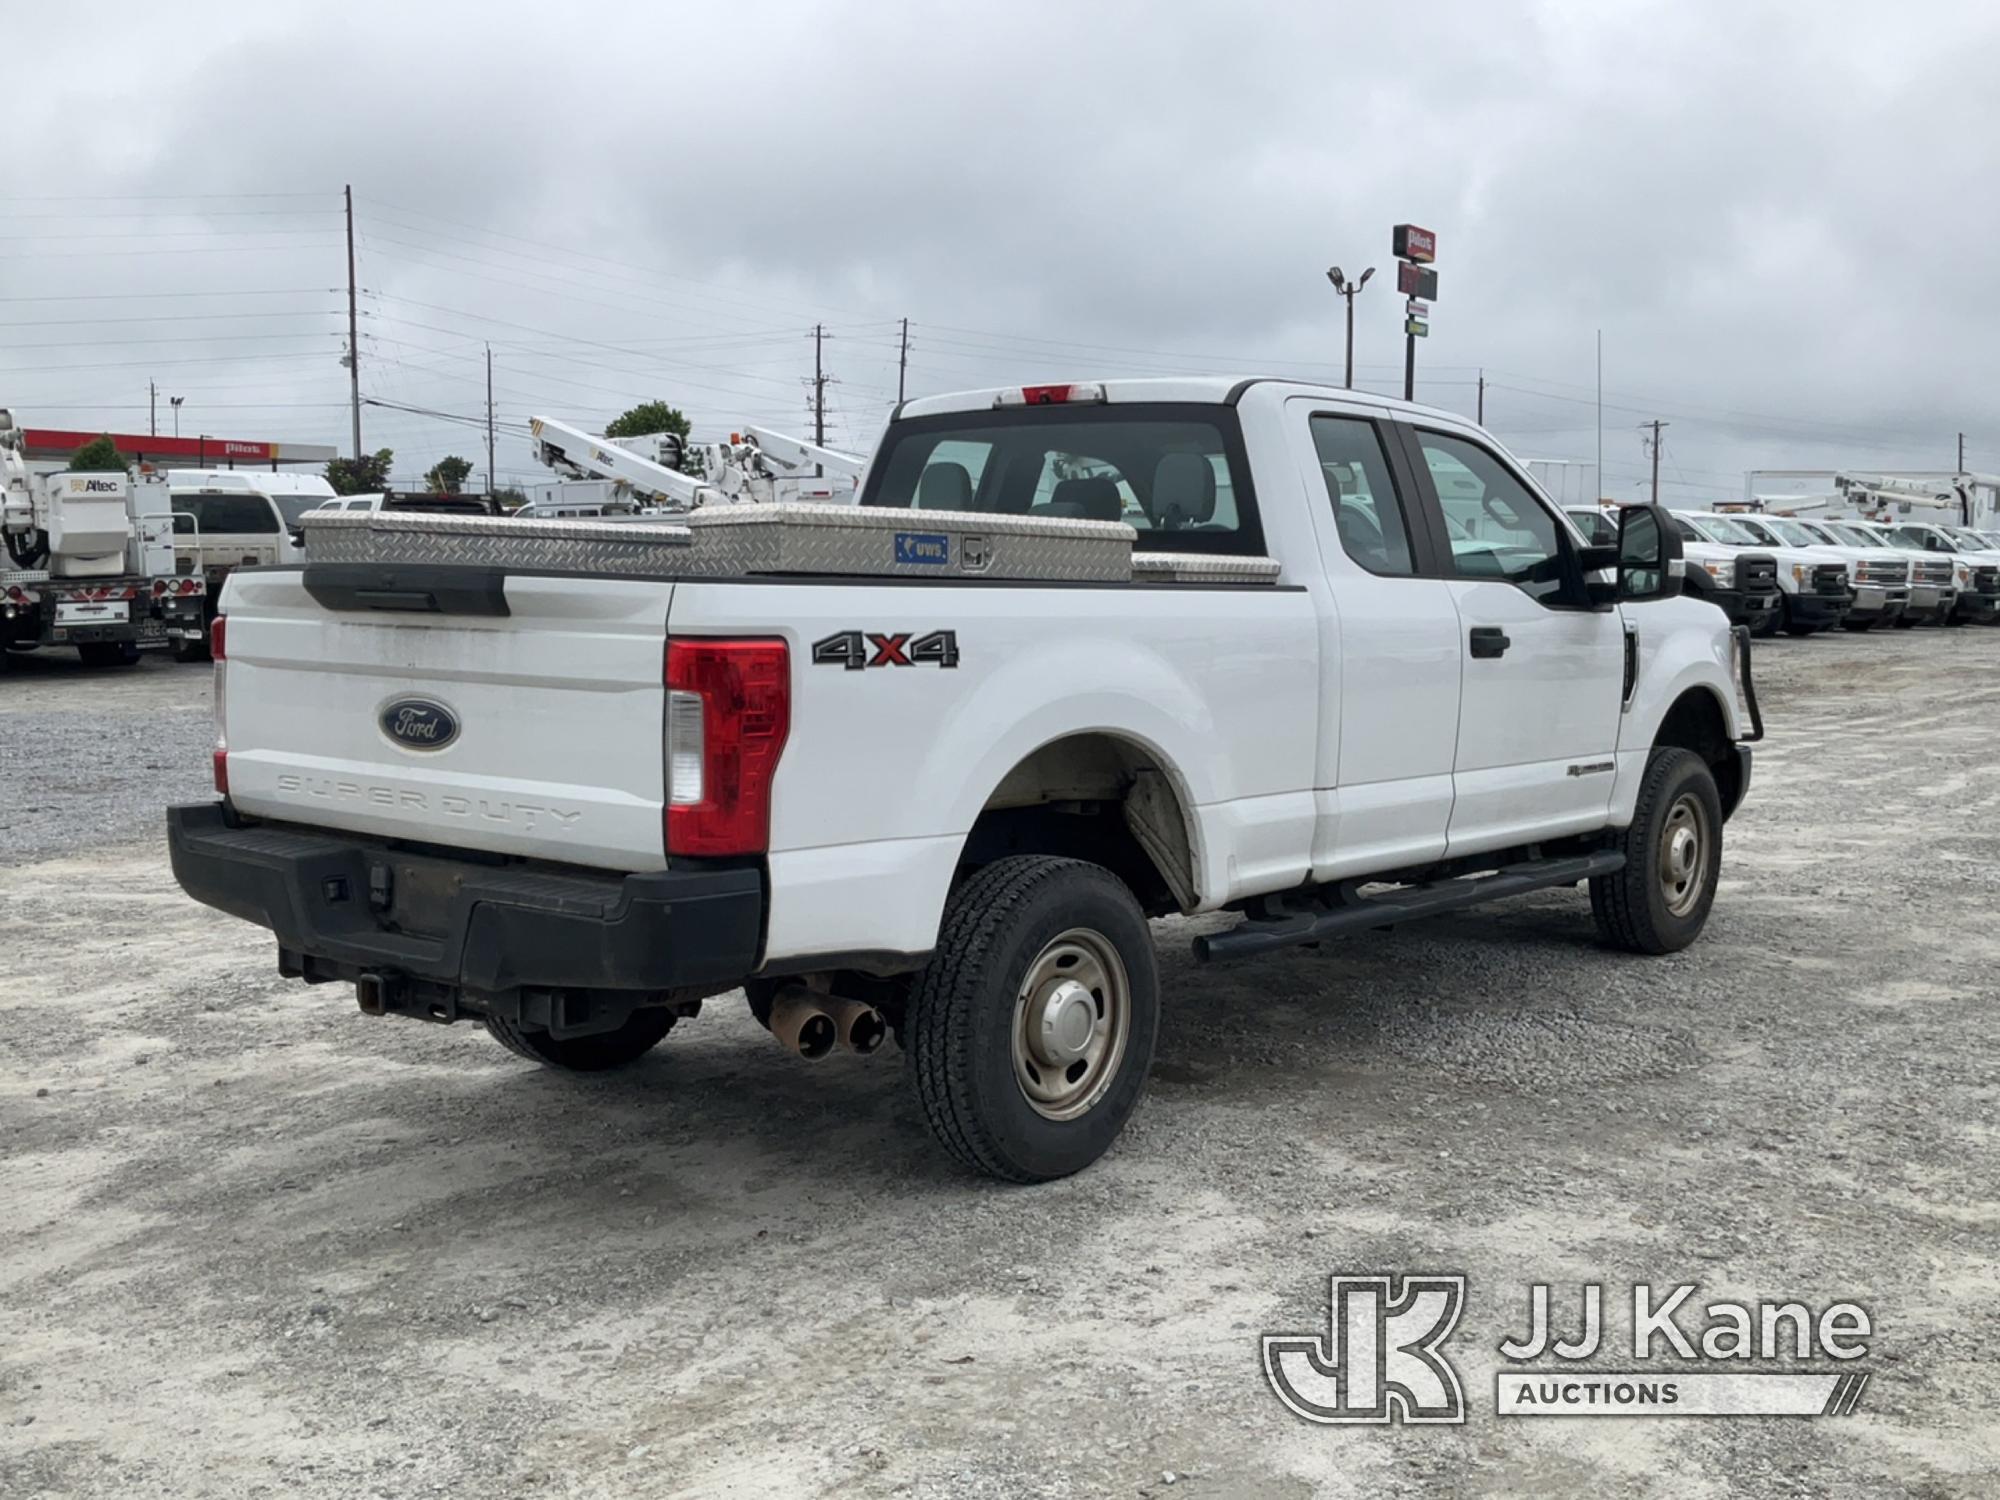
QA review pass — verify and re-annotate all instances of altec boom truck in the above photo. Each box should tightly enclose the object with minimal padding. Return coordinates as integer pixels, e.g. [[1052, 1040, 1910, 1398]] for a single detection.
[[0, 410, 203, 666], [527, 416, 865, 510]]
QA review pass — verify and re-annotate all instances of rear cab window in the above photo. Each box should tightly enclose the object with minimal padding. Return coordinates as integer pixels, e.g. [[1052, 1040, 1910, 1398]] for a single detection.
[[860, 403, 1263, 555]]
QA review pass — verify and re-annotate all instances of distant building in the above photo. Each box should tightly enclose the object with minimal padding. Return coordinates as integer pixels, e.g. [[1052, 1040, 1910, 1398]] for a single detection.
[[16, 427, 335, 480]]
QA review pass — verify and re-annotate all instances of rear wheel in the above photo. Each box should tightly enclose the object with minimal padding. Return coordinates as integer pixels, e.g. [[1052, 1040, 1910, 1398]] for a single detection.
[[1590, 747, 1723, 955], [170, 634, 210, 663], [483, 1007, 675, 1071], [1841, 616, 1875, 632], [907, 855, 1159, 1182]]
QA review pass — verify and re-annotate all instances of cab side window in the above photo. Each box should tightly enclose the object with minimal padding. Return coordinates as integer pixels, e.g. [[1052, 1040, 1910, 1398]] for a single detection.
[[1310, 416, 1415, 576], [1416, 430, 1566, 603]]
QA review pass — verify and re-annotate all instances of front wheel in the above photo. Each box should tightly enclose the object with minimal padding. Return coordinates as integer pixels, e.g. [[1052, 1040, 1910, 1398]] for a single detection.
[[483, 1007, 675, 1071], [907, 855, 1160, 1183], [1590, 747, 1723, 955]]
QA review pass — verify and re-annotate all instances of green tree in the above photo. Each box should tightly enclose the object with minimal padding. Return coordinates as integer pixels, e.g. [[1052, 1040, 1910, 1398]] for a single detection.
[[326, 448, 394, 495], [425, 455, 475, 494], [493, 486, 529, 511], [604, 401, 691, 443], [67, 434, 125, 472]]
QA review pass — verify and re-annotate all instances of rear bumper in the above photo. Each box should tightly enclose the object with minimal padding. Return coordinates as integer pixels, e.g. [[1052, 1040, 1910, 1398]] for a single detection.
[[166, 802, 764, 997]]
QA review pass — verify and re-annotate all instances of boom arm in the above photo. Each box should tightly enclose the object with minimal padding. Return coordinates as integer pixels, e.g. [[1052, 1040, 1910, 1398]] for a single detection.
[[529, 415, 714, 509], [742, 426, 866, 486]]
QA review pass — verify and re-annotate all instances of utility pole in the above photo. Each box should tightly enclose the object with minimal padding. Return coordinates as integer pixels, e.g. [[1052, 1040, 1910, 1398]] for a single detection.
[[1324, 266, 1375, 390], [485, 343, 496, 498], [1643, 419, 1669, 507], [812, 323, 827, 448], [344, 184, 362, 460], [1958, 431, 1966, 473], [1595, 330, 1603, 503], [896, 317, 910, 405], [1477, 370, 1485, 425]]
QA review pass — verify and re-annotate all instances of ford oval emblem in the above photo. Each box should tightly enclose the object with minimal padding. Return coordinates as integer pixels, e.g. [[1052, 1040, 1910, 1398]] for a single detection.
[[379, 697, 460, 751]]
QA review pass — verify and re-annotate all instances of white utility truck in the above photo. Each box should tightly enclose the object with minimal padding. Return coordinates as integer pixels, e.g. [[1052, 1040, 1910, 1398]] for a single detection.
[[0, 411, 202, 666], [168, 380, 1760, 1181], [1564, 505, 1780, 635], [166, 470, 336, 660]]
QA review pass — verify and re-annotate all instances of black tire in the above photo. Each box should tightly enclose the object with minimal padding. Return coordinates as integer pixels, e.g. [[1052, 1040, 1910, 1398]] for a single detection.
[[77, 641, 140, 667], [171, 635, 210, 663], [1840, 616, 1875, 633], [1590, 747, 1724, 955], [1893, 615, 1918, 629], [907, 855, 1159, 1183], [483, 1007, 675, 1071]]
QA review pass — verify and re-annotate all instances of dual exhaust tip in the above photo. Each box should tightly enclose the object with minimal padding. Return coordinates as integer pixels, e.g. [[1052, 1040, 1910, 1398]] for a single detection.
[[767, 985, 887, 1059]]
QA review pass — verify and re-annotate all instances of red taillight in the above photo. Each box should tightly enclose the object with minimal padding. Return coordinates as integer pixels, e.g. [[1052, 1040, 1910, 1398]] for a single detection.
[[211, 617, 228, 795], [663, 638, 790, 857]]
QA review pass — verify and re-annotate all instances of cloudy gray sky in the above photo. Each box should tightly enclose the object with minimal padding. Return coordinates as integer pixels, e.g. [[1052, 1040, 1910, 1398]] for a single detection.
[[4, 0, 1995, 502]]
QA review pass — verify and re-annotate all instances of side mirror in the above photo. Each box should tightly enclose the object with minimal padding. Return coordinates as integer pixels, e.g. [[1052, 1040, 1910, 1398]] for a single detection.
[[1615, 503, 1684, 602]]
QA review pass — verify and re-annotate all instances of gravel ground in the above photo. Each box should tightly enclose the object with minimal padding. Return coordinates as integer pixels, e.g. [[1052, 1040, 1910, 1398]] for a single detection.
[[2, 629, 1997, 1498]]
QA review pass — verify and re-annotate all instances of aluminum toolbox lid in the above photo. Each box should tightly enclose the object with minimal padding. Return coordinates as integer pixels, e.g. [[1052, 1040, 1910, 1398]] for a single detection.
[[301, 502, 1134, 583], [301, 509, 694, 576], [677, 502, 1132, 581]]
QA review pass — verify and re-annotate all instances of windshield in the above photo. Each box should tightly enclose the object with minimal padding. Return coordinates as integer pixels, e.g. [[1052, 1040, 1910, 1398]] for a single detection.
[[1893, 527, 1952, 552], [1763, 518, 1823, 548], [860, 404, 1259, 553], [1948, 528, 1993, 551], [1691, 515, 1761, 545], [1826, 523, 1882, 547]]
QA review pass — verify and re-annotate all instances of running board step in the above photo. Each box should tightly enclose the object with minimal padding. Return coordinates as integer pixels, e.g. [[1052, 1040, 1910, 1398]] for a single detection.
[[1191, 851, 1626, 964]]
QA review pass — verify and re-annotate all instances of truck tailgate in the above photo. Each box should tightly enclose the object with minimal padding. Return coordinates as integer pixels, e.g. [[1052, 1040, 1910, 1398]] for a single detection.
[[221, 570, 673, 871]]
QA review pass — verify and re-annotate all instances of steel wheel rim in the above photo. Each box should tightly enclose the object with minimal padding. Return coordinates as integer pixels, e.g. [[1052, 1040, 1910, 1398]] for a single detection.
[[1657, 793, 1711, 918], [1012, 927, 1130, 1122]]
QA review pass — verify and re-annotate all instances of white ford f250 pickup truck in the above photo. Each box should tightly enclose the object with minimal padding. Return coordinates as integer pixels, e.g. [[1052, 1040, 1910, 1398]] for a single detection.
[[168, 379, 1761, 1181]]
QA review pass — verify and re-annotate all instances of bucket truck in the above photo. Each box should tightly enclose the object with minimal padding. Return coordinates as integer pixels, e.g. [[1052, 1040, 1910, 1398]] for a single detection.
[[528, 416, 865, 512], [0, 410, 203, 668]]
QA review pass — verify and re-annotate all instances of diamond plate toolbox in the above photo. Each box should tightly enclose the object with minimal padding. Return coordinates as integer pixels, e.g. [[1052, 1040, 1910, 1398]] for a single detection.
[[1132, 552, 1282, 585], [303, 503, 1134, 583]]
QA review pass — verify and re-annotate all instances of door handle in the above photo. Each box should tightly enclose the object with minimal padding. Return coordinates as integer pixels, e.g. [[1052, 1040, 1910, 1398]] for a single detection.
[[1469, 626, 1511, 659]]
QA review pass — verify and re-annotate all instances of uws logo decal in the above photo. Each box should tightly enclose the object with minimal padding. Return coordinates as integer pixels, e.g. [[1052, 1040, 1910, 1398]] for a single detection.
[[379, 698, 460, 751]]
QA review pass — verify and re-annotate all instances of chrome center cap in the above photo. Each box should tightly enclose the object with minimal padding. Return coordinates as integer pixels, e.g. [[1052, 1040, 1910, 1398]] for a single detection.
[[1034, 979, 1097, 1066], [1667, 827, 1698, 880]]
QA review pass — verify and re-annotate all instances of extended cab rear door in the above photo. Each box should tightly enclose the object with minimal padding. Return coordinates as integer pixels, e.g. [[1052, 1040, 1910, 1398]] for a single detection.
[[1394, 423, 1625, 856]]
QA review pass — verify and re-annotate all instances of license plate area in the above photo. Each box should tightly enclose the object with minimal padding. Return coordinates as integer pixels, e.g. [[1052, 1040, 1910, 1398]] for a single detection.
[[380, 857, 468, 940], [56, 600, 128, 625]]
